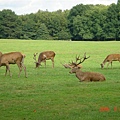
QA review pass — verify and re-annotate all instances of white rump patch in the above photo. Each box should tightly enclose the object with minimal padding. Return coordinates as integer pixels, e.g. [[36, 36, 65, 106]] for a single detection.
[[43, 54, 46, 58]]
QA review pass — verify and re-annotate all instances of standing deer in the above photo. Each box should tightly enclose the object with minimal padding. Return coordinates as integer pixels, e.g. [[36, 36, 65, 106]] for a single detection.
[[33, 51, 55, 68], [100, 54, 120, 69], [69, 67, 106, 82], [62, 53, 90, 69], [0, 52, 27, 77]]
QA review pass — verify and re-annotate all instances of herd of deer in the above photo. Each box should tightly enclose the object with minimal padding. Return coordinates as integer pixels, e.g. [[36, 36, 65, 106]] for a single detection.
[[0, 51, 120, 82]]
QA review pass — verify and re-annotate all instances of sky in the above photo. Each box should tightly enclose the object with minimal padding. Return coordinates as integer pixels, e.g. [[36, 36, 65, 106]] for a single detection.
[[0, 0, 118, 15]]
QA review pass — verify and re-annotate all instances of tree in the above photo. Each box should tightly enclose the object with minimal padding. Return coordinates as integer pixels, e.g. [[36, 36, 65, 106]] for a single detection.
[[19, 14, 36, 39], [46, 11, 69, 39], [89, 5, 108, 40], [57, 30, 71, 40], [117, 0, 120, 5], [116, 0, 120, 40], [68, 4, 94, 40], [30, 10, 70, 40], [68, 4, 108, 40], [35, 23, 50, 40], [104, 3, 119, 40], [0, 9, 18, 39]]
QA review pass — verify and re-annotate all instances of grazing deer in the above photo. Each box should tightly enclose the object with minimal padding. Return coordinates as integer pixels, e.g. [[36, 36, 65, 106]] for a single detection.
[[0, 52, 27, 77], [62, 53, 90, 69], [100, 54, 120, 69], [33, 51, 55, 68], [69, 67, 106, 82]]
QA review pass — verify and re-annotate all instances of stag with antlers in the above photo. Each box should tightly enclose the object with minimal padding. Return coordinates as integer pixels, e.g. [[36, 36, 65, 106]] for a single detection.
[[33, 51, 55, 68], [62, 53, 90, 69]]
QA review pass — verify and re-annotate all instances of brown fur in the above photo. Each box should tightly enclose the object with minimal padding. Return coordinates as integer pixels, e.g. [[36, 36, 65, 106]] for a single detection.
[[34, 51, 55, 68], [101, 54, 120, 68], [69, 67, 106, 82], [0, 52, 27, 77]]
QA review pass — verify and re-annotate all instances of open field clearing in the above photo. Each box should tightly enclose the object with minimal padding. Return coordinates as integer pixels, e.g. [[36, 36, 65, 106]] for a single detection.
[[0, 40, 120, 120]]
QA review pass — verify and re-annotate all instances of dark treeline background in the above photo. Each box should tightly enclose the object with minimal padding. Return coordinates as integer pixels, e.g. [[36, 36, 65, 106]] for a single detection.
[[0, 1, 120, 41]]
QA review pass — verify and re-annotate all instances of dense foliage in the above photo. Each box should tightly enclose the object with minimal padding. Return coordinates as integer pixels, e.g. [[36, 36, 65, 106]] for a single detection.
[[0, 1, 120, 41]]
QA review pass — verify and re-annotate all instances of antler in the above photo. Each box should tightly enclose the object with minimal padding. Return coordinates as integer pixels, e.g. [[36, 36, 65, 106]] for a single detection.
[[62, 53, 90, 69], [76, 52, 90, 65], [33, 53, 38, 62]]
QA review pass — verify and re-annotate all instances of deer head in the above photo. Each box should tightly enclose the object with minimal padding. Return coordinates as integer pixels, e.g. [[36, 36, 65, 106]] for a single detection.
[[62, 53, 90, 69], [33, 53, 40, 68]]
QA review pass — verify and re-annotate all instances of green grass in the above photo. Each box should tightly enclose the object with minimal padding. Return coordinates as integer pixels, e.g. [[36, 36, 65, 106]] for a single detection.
[[0, 39, 120, 120]]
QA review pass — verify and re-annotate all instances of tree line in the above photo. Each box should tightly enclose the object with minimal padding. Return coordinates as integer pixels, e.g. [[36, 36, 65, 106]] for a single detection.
[[0, 0, 120, 41]]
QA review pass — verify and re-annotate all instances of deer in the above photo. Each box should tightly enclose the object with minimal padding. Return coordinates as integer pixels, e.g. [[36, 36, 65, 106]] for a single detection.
[[100, 54, 120, 69], [0, 52, 27, 77], [33, 51, 56, 68], [62, 53, 90, 69], [69, 67, 106, 82]]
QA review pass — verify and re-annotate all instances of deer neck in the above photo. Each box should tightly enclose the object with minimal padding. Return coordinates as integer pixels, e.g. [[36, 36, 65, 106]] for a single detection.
[[102, 59, 107, 66], [75, 69, 83, 76], [38, 57, 42, 64]]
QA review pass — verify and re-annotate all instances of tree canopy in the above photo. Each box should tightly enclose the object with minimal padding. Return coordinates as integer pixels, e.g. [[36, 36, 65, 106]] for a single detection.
[[0, 1, 119, 41]]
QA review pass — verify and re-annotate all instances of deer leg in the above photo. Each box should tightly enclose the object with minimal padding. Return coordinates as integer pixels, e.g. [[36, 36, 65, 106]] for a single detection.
[[17, 63, 22, 77], [107, 62, 111, 68], [51, 58, 54, 68], [17, 62, 27, 78], [107, 61, 112, 68], [110, 62, 112, 68], [44, 60, 46, 68], [5, 66, 8, 76], [21, 63, 27, 78], [5, 64, 12, 77]]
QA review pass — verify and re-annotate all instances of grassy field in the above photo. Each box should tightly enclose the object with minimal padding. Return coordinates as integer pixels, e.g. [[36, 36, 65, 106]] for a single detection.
[[0, 39, 120, 120]]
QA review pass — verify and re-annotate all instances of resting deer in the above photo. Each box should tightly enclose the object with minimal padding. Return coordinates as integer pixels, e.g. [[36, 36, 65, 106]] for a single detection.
[[62, 53, 90, 69], [0, 52, 27, 77], [100, 54, 120, 69], [33, 51, 55, 68], [69, 67, 106, 82]]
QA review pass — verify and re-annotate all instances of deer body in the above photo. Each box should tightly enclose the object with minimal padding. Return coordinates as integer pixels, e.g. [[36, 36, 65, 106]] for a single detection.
[[34, 51, 55, 68], [101, 54, 120, 68], [0, 52, 27, 77], [70, 67, 106, 82]]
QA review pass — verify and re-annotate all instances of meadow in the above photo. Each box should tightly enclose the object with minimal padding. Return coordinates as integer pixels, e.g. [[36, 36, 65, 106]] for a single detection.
[[0, 39, 120, 120]]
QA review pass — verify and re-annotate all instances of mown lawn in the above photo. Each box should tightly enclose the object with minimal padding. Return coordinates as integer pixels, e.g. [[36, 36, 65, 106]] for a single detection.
[[0, 39, 120, 120]]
